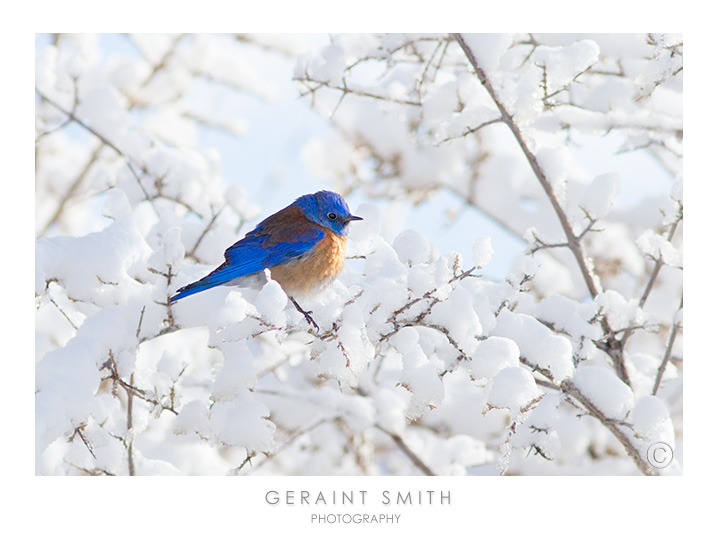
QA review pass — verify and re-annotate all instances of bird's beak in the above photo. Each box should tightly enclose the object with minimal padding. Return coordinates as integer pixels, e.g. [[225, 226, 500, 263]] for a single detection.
[[348, 215, 363, 221]]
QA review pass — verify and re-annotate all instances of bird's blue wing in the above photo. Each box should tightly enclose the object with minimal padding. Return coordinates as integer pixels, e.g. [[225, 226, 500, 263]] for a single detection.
[[210, 228, 324, 283], [171, 206, 324, 302]]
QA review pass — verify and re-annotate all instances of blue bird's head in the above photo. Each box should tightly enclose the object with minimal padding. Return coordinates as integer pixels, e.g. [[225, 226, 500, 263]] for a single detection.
[[295, 190, 362, 236]]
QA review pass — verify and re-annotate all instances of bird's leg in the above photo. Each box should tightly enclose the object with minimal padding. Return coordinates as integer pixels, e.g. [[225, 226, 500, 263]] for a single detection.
[[289, 296, 319, 332]]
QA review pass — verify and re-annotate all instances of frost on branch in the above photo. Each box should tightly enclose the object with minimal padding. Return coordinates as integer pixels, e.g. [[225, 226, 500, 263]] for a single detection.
[[36, 33, 682, 476]]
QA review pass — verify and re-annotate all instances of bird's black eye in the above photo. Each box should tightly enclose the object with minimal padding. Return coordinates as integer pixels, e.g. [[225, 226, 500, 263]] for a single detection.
[[327, 212, 337, 220]]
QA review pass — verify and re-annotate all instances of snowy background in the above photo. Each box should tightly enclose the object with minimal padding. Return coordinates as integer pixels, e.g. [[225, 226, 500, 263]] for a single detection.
[[35, 33, 682, 476]]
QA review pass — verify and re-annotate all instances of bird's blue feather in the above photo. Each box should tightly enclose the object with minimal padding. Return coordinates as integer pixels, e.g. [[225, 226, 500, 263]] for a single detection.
[[170, 228, 324, 301], [170, 190, 361, 303], [209, 230, 324, 282]]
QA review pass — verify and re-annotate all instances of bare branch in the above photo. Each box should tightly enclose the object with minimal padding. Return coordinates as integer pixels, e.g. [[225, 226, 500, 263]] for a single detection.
[[70, 425, 96, 459], [38, 144, 104, 237], [125, 374, 135, 476], [296, 75, 423, 107], [234, 418, 328, 475], [374, 424, 435, 476], [452, 33, 631, 386], [520, 354, 657, 476], [186, 204, 227, 261], [35, 88, 162, 218], [435, 117, 503, 145], [638, 209, 683, 309], [452, 34, 601, 299], [561, 378, 656, 475], [619, 205, 683, 351], [48, 298, 79, 331], [653, 295, 683, 395]]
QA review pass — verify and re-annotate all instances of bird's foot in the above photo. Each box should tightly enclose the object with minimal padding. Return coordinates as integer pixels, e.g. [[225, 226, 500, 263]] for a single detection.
[[289, 296, 320, 332]]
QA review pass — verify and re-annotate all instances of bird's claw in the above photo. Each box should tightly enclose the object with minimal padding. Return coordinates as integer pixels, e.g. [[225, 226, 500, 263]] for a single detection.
[[289, 296, 320, 332]]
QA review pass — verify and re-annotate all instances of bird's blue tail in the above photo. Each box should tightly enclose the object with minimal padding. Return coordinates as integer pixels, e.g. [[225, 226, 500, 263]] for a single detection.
[[170, 275, 224, 302]]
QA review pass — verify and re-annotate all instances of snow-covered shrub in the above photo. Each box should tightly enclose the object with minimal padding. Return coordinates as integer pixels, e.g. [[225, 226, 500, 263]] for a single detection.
[[36, 33, 682, 476]]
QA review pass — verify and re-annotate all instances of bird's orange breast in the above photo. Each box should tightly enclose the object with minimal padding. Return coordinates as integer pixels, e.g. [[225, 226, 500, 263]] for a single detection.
[[269, 229, 348, 297]]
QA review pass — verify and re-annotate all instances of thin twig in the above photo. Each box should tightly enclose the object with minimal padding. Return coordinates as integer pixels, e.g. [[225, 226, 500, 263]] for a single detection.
[[561, 378, 657, 476], [126, 372, 135, 476], [296, 76, 422, 107], [619, 208, 683, 351], [187, 204, 227, 260], [451, 34, 601, 299], [71, 425, 96, 459], [49, 298, 79, 331], [375, 424, 435, 476], [652, 295, 683, 395], [35, 88, 161, 218], [38, 144, 104, 237], [436, 117, 503, 145], [452, 33, 630, 386], [235, 418, 328, 475], [638, 212, 683, 309], [519, 354, 656, 476], [135, 306, 146, 340]]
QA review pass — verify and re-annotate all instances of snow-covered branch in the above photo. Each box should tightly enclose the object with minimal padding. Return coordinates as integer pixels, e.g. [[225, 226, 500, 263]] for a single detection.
[[36, 33, 682, 476]]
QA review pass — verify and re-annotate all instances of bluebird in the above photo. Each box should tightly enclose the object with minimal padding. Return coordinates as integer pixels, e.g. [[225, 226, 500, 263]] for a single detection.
[[170, 190, 362, 325]]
